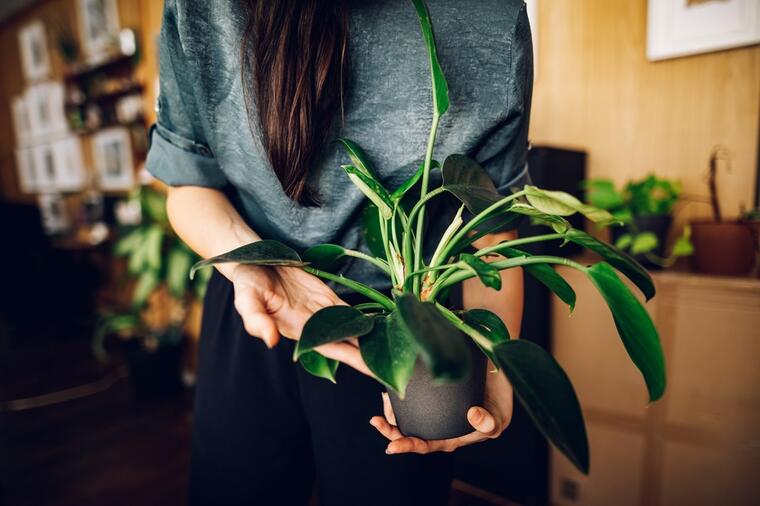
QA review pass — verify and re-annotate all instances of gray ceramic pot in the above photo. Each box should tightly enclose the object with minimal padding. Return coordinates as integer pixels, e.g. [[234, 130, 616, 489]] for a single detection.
[[387, 340, 487, 440]]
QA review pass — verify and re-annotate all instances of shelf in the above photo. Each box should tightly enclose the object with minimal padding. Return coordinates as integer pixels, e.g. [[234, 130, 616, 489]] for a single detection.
[[63, 52, 137, 81]]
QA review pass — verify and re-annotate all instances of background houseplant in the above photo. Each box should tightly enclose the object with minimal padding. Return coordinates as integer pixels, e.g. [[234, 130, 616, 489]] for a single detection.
[[95, 186, 211, 397], [191, 0, 666, 475], [584, 175, 693, 268]]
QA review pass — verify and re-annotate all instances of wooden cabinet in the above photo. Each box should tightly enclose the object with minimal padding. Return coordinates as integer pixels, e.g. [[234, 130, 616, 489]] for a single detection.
[[549, 268, 760, 506]]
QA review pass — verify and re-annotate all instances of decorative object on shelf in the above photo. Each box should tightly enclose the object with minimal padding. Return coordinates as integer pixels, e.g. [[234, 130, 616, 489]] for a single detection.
[[584, 175, 693, 269], [94, 187, 210, 399], [92, 126, 134, 191], [191, 0, 667, 475], [37, 193, 71, 235], [691, 147, 757, 276], [647, 0, 760, 61], [77, 0, 120, 60], [18, 20, 51, 82]]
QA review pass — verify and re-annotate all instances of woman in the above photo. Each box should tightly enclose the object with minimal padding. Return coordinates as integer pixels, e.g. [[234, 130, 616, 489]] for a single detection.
[[147, 0, 532, 504]]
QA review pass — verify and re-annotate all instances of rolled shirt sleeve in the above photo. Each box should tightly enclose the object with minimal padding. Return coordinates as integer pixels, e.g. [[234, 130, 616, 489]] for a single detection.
[[145, 0, 228, 189]]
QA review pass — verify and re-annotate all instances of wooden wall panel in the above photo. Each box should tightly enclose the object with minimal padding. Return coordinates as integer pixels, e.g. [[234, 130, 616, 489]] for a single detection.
[[530, 0, 760, 221]]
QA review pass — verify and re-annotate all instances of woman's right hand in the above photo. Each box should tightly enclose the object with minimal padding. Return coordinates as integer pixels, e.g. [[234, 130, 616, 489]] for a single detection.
[[228, 263, 373, 376]]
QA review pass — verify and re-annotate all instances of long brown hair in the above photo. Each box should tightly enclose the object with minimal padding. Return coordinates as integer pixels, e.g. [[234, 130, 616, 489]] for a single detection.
[[241, 0, 351, 204]]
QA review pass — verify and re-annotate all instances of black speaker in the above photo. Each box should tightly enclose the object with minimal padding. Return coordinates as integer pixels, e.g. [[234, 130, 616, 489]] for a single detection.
[[454, 145, 587, 506]]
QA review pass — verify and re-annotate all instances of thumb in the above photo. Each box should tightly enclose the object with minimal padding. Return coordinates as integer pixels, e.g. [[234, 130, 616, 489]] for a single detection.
[[467, 406, 498, 437]]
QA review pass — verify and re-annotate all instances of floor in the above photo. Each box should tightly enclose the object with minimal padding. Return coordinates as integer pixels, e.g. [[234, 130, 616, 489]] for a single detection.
[[0, 335, 515, 506]]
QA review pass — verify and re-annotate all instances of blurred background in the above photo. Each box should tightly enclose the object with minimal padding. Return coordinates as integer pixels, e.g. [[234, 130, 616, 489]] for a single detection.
[[0, 0, 758, 505]]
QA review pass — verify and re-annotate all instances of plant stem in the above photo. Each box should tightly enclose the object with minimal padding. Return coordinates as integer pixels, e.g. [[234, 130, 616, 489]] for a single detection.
[[378, 207, 397, 287], [435, 303, 494, 351], [303, 266, 395, 311], [412, 113, 442, 294], [474, 233, 566, 257], [344, 249, 391, 275]]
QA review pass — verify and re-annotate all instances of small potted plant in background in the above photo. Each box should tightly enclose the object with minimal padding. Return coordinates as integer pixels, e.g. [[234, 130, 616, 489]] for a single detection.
[[690, 147, 757, 276], [583, 175, 693, 269], [190, 0, 666, 475], [94, 187, 211, 399]]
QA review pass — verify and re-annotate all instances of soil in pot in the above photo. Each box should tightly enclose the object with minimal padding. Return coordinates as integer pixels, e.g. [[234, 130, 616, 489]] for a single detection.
[[388, 339, 487, 440], [123, 339, 183, 400], [690, 221, 756, 276]]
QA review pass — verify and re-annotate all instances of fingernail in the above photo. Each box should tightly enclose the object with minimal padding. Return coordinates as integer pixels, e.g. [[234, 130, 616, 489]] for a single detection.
[[469, 408, 483, 424], [385, 447, 394, 455]]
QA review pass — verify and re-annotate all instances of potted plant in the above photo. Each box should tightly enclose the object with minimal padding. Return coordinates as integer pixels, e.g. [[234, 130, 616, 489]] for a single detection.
[[690, 147, 756, 276], [94, 187, 211, 398], [584, 175, 693, 269], [191, 0, 665, 475]]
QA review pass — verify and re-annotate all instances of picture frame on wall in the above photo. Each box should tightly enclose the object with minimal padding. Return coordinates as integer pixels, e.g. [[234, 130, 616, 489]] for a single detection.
[[15, 148, 38, 194], [37, 193, 71, 235], [52, 136, 87, 192], [32, 143, 59, 192], [92, 127, 134, 191], [647, 0, 760, 61], [11, 96, 32, 147], [25, 81, 68, 141], [78, 0, 120, 59], [18, 21, 51, 82]]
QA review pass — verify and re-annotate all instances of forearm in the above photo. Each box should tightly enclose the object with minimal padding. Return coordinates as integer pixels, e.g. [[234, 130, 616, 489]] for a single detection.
[[166, 185, 260, 280], [463, 230, 524, 338]]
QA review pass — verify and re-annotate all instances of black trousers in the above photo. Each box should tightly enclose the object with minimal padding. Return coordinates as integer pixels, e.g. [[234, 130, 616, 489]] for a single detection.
[[188, 271, 453, 506]]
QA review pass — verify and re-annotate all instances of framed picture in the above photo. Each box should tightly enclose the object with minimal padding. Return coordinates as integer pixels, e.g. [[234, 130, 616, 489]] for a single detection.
[[52, 136, 86, 192], [25, 81, 68, 141], [18, 21, 50, 82], [77, 0, 120, 58], [32, 143, 59, 192], [647, 0, 760, 61], [92, 127, 134, 191], [37, 193, 71, 235], [15, 148, 38, 194], [11, 96, 32, 147]]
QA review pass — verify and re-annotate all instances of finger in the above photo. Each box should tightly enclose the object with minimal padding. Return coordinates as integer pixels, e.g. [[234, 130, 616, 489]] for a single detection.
[[467, 406, 501, 438], [381, 392, 397, 426], [387, 431, 489, 455], [369, 416, 403, 441], [317, 342, 373, 377], [385, 436, 432, 455], [236, 294, 280, 348]]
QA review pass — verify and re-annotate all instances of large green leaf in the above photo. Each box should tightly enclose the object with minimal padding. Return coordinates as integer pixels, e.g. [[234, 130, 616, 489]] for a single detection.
[[294, 305, 375, 359], [525, 185, 616, 225], [441, 154, 502, 214], [190, 240, 305, 279], [302, 244, 346, 272], [395, 294, 469, 381], [391, 160, 440, 200], [359, 313, 418, 397], [360, 204, 387, 260], [492, 246, 576, 310], [132, 270, 159, 308], [461, 308, 510, 363], [141, 187, 168, 225], [114, 227, 144, 257], [508, 203, 571, 233], [299, 351, 339, 383], [336, 138, 378, 178], [343, 165, 393, 219], [586, 262, 666, 401], [565, 229, 655, 300], [411, 0, 449, 116], [143, 224, 164, 272], [459, 253, 502, 290], [166, 244, 193, 297], [493, 340, 589, 474]]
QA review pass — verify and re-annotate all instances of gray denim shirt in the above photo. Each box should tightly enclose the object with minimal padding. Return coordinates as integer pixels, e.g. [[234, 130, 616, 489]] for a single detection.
[[146, 0, 533, 292]]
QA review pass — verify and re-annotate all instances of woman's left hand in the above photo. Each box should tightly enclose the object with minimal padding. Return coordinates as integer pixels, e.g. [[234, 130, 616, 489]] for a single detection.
[[369, 361, 514, 454]]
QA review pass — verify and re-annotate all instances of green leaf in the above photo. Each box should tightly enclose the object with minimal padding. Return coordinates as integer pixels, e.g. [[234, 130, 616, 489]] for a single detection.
[[631, 232, 658, 255], [302, 244, 346, 272], [190, 240, 304, 279], [360, 204, 387, 260], [525, 185, 616, 225], [441, 154, 502, 214], [391, 160, 440, 200], [493, 340, 589, 474], [583, 179, 624, 210], [671, 226, 694, 257], [336, 138, 379, 178], [143, 225, 164, 272], [294, 306, 375, 359], [462, 309, 510, 344], [193, 265, 212, 300], [299, 351, 339, 383], [586, 262, 666, 401], [395, 294, 469, 381], [343, 164, 393, 220], [166, 244, 193, 297], [411, 0, 449, 116], [114, 227, 144, 256], [614, 233, 633, 250], [508, 203, 571, 233], [459, 253, 502, 290], [132, 270, 159, 308], [359, 313, 418, 397], [565, 229, 655, 300], [141, 187, 168, 224], [494, 246, 576, 310]]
